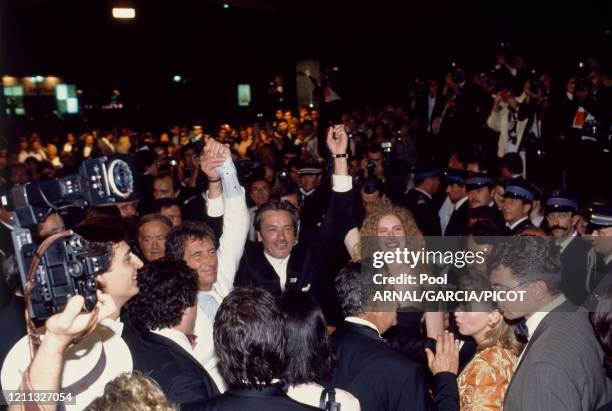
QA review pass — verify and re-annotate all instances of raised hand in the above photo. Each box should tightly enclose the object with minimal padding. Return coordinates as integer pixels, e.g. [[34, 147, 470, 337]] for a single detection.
[[326, 124, 348, 155], [200, 137, 230, 180], [425, 330, 460, 375]]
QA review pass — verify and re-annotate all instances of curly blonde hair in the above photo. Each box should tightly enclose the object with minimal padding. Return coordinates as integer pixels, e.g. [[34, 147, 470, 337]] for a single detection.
[[84, 372, 176, 411], [352, 203, 424, 261]]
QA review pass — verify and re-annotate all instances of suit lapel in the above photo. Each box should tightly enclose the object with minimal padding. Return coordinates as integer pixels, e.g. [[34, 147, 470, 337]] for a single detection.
[[143, 331, 207, 372]]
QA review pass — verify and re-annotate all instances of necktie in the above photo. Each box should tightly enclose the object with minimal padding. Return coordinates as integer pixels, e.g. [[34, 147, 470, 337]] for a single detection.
[[198, 293, 220, 324], [514, 318, 529, 343]]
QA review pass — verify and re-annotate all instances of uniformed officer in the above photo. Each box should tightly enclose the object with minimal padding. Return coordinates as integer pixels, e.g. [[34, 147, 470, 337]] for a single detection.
[[545, 191, 592, 305], [401, 166, 442, 236], [443, 169, 469, 236], [586, 204, 612, 305], [502, 178, 537, 235]]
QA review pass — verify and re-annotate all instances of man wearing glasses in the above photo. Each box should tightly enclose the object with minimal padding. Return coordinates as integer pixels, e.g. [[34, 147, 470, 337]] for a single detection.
[[488, 236, 612, 411]]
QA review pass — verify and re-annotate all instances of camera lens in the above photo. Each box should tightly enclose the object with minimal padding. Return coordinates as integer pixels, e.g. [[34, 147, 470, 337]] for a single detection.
[[107, 159, 134, 199]]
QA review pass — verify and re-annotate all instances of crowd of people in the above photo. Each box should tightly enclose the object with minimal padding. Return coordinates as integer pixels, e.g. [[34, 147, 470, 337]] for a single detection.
[[0, 47, 612, 411]]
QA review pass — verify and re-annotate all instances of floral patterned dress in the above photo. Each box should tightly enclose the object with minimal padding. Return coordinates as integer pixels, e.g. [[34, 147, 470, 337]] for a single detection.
[[457, 345, 517, 411]]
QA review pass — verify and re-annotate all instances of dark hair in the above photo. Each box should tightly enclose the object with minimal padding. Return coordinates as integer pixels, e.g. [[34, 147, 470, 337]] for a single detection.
[[137, 213, 172, 233], [272, 181, 299, 199], [74, 215, 127, 268], [335, 262, 375, 317], [254, 199, 299, 233], [127, 258, 198, 332], [153, 172, 180, 194], [153, 198, 181, 213], [248, 178, 270, 192], [279, 290, 334, 385], [489, 236, 562, 294], [214, 288, 286, 389], [165, 221, 216, 261], [469, 205, 503, 225], [592, 286, 612, 378], [501, 153, 523, 175]]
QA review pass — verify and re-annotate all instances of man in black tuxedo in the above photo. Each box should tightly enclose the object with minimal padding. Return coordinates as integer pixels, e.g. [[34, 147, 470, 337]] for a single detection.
[[401, 166, 442, 236], [544, 191, 592, 305], [183, 288, 318, 411], [443, 169, 469, 236], [234, 125, 353, 299], [325, 262, 460, 411], [125, 259, 219, 407]]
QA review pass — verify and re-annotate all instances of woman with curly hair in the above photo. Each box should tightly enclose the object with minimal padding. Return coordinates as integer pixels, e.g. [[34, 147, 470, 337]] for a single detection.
[[85, 371, 176, 411], [344, 203, 444, 365]]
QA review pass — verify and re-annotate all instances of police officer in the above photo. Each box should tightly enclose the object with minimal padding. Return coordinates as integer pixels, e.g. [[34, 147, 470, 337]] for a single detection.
[[502, 178, 537, 235], [586, 204, 612, 305], [545, 191, 592, 305], [401, 166, 442, 236], [443, 169, 469, 236]]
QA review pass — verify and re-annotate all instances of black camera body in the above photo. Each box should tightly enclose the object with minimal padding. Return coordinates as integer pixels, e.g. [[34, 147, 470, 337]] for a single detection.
[[12, 228, 110, 319], [5, 155, 136, 319], [9, 155, 135, 228]]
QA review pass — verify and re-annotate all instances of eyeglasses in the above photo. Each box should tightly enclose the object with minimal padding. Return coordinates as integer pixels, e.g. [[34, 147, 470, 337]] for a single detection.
[[491, 281, 533, 293]]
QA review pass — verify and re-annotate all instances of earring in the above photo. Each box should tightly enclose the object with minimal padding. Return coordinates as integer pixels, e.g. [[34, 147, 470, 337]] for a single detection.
[[487, 320, 497, 329]]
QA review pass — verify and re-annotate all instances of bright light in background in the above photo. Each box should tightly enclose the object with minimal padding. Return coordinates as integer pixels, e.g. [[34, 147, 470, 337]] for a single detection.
[[223, 3, 230, 9], [173, 75, 182, 82], [112, 8, 136, 19], [30, 76, 44, 83]]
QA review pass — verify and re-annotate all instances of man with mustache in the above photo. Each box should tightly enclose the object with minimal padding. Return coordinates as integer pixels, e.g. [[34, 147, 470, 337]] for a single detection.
[[234, 125, 353, 301], [544, 191, 592, 305]]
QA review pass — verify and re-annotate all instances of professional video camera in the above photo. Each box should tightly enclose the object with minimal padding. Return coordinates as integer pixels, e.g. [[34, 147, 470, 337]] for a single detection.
[[4, 155, 136, 319]]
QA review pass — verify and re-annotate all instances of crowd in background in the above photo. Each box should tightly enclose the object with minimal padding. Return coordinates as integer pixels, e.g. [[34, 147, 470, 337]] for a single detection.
[[0, 46, 611, 411]]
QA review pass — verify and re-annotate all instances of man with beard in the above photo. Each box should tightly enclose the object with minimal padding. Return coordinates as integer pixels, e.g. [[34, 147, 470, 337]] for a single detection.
[[544, 191, 592, 305]]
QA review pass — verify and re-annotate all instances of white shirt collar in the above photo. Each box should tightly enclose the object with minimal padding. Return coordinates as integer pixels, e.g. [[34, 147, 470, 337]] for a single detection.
[[558, 231, 578, 253], [566, 91, 574, 101], [415, 187, 432, 200], [604, 254, 612, 265], [525, 294, 567, 339], [264, 252, 290, 291], [345, 316, 381, 336], [454, 196, 468, 209], [507, 216, 529, 230]]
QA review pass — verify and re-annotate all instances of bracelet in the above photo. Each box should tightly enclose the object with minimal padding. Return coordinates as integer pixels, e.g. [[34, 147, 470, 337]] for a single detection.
[[331, 153, 348, 158], [207, 177, 221, 183]]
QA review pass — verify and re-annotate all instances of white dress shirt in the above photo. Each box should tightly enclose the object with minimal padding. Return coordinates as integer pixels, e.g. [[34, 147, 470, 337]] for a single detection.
[[439, 196, 453, 235], [264, 253, 290, 291], [344, 316, 381, 337]]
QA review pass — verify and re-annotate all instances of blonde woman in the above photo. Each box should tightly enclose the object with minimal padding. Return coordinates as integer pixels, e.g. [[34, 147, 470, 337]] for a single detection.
[[345, 203, 444, 364], [454, 276, 523, 410]]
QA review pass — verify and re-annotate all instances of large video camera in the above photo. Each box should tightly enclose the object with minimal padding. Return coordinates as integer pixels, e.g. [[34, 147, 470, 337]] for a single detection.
[[5, 155, 136, 319]]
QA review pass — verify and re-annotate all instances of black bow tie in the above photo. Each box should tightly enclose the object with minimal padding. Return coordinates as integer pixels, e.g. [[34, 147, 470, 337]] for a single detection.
[[514, 318, 529, 343]]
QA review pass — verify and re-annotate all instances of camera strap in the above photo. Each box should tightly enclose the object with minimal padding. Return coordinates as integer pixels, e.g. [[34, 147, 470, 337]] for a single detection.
[[23, 230, 100, 358]]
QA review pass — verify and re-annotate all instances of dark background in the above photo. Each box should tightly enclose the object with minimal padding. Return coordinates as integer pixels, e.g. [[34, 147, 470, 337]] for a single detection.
[[2, 0, 612, 136]]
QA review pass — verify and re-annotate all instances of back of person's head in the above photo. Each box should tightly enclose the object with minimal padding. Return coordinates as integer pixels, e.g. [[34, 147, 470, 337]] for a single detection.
[[279, 290, 334, 385], [214, 287, 286, 389], [165, 221, 216, 261], [592, 287, 612, 378], [335, 262, 375, 317], [500, 153, 523, 176], [127, 258, 198, 331], [489, 236, 562, 295], [84, 371, 175, 411]]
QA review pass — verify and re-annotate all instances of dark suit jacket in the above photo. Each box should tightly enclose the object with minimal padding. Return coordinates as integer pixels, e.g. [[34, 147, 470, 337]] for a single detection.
[[234, 188, 353, 298], [504, 300, 612, 410], [326, 321, 458, 411], [444, 199, 469, 237], [507, 217, 533, 236], [182, 385, 319, 411], [0, 295, 27, 396], [402, 189, 441, 236], [560, 235, 592, 306], [122, 324, 219, 407]]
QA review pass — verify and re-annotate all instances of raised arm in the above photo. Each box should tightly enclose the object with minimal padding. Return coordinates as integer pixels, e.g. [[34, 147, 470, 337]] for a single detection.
[[199, 139, 249, 298]]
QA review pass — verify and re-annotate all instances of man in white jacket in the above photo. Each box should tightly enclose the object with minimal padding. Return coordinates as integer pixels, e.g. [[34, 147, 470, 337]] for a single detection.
[[165, 137, 249, 392]]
